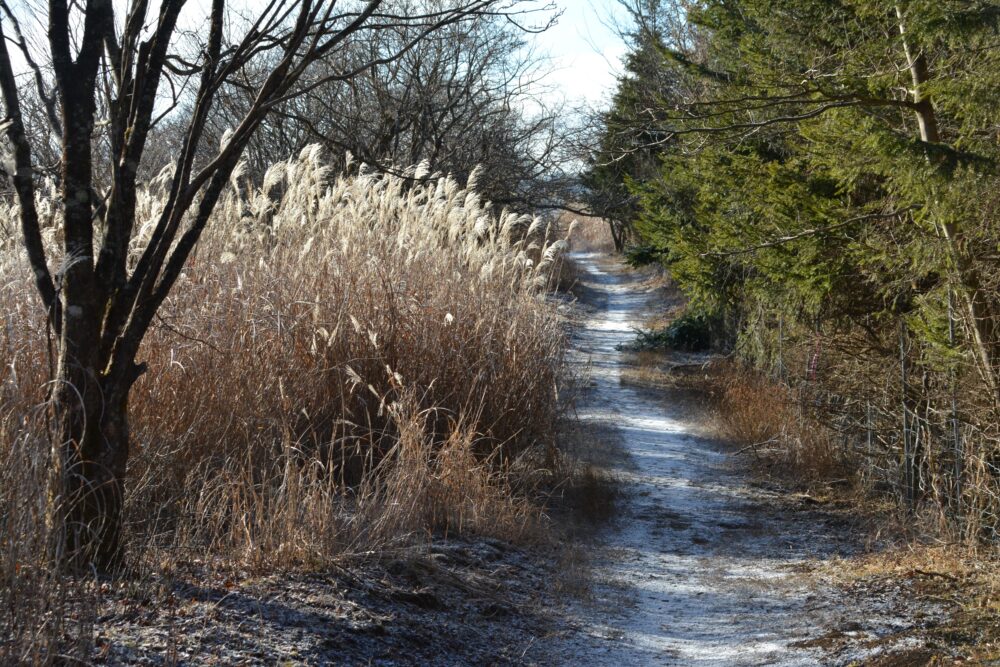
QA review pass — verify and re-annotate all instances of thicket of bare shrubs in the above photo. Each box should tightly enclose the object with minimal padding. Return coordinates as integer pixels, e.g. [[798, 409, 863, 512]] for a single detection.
[[758, 327, 1000, 542], [713, 322, 1000, 545], [0, 149, 570, 661]]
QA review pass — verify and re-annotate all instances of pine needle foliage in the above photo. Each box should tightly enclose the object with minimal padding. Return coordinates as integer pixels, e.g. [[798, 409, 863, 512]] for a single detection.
[[591, 0, 1000, 540]]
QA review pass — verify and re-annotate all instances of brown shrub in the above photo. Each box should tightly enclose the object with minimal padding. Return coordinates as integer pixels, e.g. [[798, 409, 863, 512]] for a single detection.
[[563, 211, 616, 253]]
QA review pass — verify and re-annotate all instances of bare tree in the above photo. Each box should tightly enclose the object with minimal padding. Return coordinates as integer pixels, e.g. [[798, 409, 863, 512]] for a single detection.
[[201, 0, 566, 208], [0, 0, 550, 571]]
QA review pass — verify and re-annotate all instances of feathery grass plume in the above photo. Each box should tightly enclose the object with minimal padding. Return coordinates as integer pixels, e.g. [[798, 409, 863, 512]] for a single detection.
[[0, 146, 571, 657]]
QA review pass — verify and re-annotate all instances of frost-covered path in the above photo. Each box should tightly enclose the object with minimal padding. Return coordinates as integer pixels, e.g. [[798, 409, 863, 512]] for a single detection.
[[560, 252, 868, 666]]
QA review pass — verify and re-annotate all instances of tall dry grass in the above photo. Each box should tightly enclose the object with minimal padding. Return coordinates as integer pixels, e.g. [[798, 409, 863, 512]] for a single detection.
[[715, 365, 852, 487], [0, 150, 569, 661]]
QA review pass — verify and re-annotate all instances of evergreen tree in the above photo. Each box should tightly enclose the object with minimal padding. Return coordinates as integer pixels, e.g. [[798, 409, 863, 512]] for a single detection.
[[592, 0, 1000, 531]]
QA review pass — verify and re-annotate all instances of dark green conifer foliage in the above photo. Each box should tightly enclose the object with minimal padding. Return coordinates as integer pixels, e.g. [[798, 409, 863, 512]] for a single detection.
[[591, 0, 1000, 536]]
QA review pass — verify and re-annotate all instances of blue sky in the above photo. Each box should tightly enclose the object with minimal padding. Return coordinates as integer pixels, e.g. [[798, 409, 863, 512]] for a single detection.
[[541, 0, 629, 108]]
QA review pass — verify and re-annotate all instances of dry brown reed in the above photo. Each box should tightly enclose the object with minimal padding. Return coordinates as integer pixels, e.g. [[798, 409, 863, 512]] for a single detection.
[[0, 150, 569, 660]]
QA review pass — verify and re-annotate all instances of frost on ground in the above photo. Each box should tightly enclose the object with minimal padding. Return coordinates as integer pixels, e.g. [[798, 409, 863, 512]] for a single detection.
[[554, 252, 949, 667], [94, 538, 561, 665]]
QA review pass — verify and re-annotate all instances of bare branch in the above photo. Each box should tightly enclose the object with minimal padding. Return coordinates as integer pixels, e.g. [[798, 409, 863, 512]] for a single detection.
[[0, 15, 58, 328]]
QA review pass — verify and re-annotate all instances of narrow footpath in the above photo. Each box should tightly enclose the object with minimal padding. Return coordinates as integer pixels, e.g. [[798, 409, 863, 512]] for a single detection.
[[556, 252, 943, 666]]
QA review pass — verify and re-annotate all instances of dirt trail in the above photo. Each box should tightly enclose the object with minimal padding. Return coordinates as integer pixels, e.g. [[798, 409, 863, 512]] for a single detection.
[[557, 252, 937, 666]]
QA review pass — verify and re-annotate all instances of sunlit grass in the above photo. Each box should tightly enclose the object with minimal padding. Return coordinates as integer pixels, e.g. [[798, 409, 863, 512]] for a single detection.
[[0, 149, 571, 662]]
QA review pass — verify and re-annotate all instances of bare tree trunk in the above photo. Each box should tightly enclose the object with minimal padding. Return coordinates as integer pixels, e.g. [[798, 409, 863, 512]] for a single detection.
[[53, 358, 134, 571], [53, 112, 140, 568], [611, 219, 627, 252], [47, 34, 131, 569]]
